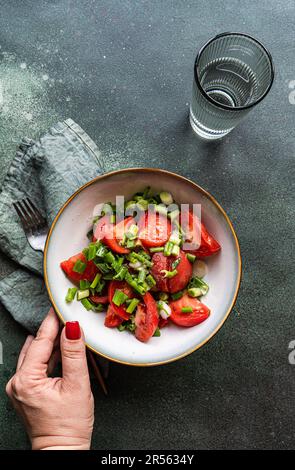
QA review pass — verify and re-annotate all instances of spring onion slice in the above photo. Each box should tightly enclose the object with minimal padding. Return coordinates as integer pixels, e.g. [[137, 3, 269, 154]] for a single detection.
[[181, 307, 193, 313], [77, 289, 90, 300], [65, 287, 77, 303], [186, 253, 196, 263], [160, 269, 178, 279], [126, 298, 140, 314], [188, 276, 209, 295], [112, 289, 129, 306], [73, 259, 86, 274], [149, 247, 164, 253], [81, 298, 94, 311]]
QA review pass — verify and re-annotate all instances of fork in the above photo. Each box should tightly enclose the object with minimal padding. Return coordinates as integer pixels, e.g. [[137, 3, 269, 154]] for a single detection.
[[13, 197, 108, 395]]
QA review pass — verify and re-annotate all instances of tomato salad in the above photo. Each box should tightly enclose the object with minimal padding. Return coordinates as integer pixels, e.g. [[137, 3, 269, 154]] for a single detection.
[[60, 188, 221, 343]]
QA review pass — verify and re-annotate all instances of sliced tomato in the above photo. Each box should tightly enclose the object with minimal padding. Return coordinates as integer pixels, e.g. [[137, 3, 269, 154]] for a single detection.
[[108, 280, 134, 321], [93, 215, 112, 241], [150, 252, 169, 292], [180, 210, 221, 258], [168, 250, 193, 293], [138, 212, 171, 247], [60, 253, 98, 284], [150, 250, 192, 293], [89, 295, 109, 304], [104, 216, 135, 254], [104, 305, 123, 328], [135, 292, 159, 342], [169, 294, 210, 327]]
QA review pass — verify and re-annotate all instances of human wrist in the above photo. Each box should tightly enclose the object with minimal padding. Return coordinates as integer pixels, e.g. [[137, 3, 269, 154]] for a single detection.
[[32, 435, 91, 451]]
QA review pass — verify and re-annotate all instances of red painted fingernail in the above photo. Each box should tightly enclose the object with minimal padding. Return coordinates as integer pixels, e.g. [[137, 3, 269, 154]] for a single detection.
[[65, 321, 81, 340]]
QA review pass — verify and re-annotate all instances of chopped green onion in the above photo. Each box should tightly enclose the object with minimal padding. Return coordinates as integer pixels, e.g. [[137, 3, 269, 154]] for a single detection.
[[138, 269, 146, 283], [149, 246, 164, 253], [159, 191, 173, 206], [112, 256, 124, 272], [181, 307, 193, 313], [137, 200, 149, 211], [113, 266, 128, 281], [188, 276, 209, 295], [163, 241, 173, 256], [153, 327, 161, 337], [125, 272, 146, 295], [79, 279, 90, 290], [186, 253, 196, 263], [110, 214, 116, 224], [154, 204, 168, 216], [146, 274, 156, 287], [81, 298, 94, 311], [157, 300, 171, 317], [77, 289, 90, 300], [65, 287, 77, 303], [126, 321, 136, 332], [171, 291, 184, 301], [87, 243, 97, 260], [112, 289, 129, 306], [171, 257, 181, 270], [126, 298, 140, 313], [103, 273, 114, 280], [73, 259, 86, 274], [160, 269, 178, 279], [118, 324, 126, 332], [187, 287, 203, 298], [126, 224, 139, 239], [95, 279, 105, 294], [93, 303, 105, 312], [158, 292, 169, 301], [95, 262, 111, 273], [90, 273, 101, 289], [168, 209, 180, 221], [169, 231, 182, 246], [96, 245, 108, 258], [104, 251, 115, 265], [131, 252, 152, 267], [171, 245, 180, 257], [126, 239, 137, 249], [83, 247, 89, 258]]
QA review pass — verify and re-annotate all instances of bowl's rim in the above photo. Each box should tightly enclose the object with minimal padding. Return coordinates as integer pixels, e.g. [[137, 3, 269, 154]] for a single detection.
[[44, 167, 242, 367]]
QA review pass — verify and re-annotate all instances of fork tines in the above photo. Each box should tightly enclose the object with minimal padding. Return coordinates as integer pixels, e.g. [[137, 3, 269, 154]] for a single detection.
[[13, 198, 46, 232]]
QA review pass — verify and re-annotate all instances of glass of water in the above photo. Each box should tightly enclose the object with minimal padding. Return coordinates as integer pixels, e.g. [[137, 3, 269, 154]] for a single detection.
[[190, 32, 274, 140]]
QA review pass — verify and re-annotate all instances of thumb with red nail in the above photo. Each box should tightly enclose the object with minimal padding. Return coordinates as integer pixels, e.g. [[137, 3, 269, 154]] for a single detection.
[[5, 309, 94, 450]]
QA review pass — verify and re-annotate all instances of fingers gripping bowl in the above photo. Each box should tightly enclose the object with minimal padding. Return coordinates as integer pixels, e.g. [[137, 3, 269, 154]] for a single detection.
[[44, 169, 241, 366]]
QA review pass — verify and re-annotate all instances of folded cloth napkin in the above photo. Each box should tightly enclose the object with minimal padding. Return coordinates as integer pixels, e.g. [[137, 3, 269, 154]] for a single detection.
[[0, 119, 104, 333]]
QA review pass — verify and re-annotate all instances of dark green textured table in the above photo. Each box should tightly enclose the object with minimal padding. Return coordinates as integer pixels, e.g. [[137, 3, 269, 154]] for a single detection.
[[0, 1, 294, 450]]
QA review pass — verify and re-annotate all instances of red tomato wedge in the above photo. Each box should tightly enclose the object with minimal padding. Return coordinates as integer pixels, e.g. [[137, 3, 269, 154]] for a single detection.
[[150, 251, 169, 292], [150, 250, 192, 293], [93, 216, 135, 254], [135, 292, 159, 342], [104, 305, 123, 328], [89, 295, 109, 304], [104, 216, 134, 254], [60, 253, 98, 284], [168, 250, 193, 293], [93, 215, 112, 241], [169, 294, 210, 327], [108, 280, 134, 321], [138, 212, 171, 247], [180, 210, 221, 258]]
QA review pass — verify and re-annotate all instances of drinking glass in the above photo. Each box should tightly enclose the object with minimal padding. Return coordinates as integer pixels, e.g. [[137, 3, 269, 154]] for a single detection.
[[190, 32, 274, 140]]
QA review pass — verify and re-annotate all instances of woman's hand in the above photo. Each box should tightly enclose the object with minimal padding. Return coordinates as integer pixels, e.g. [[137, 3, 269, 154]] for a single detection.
[[6, 308, 94, 450]]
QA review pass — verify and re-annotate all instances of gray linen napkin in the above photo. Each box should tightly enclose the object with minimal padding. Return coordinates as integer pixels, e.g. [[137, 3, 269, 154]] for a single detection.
[[0, 119, 104, 333]]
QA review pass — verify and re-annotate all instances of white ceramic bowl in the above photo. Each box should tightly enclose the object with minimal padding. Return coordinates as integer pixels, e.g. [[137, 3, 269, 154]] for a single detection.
[[44, 168, 241, 366]]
